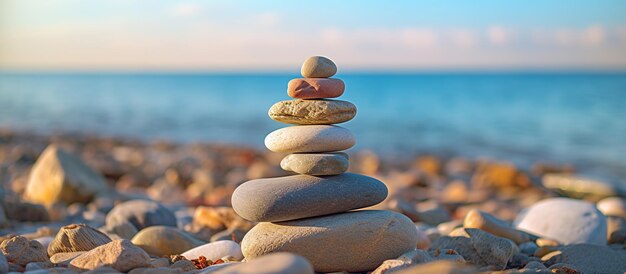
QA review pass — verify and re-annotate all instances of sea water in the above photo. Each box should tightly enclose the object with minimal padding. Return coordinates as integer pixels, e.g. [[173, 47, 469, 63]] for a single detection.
[[1, 72, 625, 183]]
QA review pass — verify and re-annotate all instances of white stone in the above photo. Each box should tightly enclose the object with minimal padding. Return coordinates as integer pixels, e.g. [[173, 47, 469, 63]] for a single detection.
[[264, 125, 355, 153], [513, 198, 607, 245], [181, 240, 243, 261]]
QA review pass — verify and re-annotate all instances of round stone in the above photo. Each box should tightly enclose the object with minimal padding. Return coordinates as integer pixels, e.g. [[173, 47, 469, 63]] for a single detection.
[[241, 210, 418, 273], [268, 99, 356, 125], [130, 226, 204, 257], [264, 125, 355, 153], [280, 153, 349, 176], [301, 56, 337, 78], [231, 173, 387, 222], [105, 200, 177, 239], [287, 78, 345, 99], [597, 197, 626, 219], [513, 198, 607, 245]]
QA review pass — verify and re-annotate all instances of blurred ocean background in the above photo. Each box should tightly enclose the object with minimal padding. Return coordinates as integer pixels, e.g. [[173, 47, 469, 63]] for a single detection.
[[1, 72, 625, 182]]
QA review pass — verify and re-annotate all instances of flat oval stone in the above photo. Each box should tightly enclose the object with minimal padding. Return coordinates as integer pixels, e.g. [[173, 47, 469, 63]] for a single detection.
[[280, 153, 348, 176], [268, 99, 356, 125], [241, 210, 418, 272], [287, 78, 345, 99], [301, 56, 337, 78], [513, 198, 607, 245], [231, 173, 387, 222], [264, 125, 355, 153]]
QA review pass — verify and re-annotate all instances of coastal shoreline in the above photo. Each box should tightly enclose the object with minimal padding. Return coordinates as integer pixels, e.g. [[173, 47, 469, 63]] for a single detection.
[[1, 129, 625, 272]]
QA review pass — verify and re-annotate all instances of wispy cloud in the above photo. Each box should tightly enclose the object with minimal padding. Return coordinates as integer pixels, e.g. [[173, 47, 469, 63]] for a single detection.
[[169, 3, 204, 17], [254, 12, 280, 28], [487, 26, 513, 45], [1, 0, 626, 71]]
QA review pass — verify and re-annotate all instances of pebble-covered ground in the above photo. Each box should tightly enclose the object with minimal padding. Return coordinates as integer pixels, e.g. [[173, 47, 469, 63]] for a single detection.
[[1, 129, 625, 274]]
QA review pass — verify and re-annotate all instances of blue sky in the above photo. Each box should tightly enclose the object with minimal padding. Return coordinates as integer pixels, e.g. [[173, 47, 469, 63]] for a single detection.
[[1, 0, 625, 71]]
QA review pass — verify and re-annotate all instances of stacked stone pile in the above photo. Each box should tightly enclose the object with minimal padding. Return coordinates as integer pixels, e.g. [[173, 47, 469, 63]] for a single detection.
[[231, 56, 418, 272]]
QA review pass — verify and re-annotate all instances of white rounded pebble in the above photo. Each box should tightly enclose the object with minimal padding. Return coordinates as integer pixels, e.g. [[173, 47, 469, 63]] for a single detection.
[[181, 240, 243, 261]]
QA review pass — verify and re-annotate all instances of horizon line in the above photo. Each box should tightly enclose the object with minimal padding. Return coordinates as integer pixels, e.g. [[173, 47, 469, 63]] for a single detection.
[[2, 67, 626, 75]]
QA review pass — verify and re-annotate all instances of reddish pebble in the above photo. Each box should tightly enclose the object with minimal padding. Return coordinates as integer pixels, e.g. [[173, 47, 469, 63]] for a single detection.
[[287, 78, 345, 99]]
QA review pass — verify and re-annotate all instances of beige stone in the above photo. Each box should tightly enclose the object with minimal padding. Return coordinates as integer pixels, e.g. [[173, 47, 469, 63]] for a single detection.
[[268, 99, 356, 125], [264, 125, 355, 153], [50, 251, 85, 265], [131, 226, 204, 257], [241, 210, 417, 272], [597, 197, 626, 218], [300, 56, 337, 78], [69, 239, 150, 272], [48, 224, 111, 256], [280, 152, 348, 175], [25, 145, 111, 205], [463, 209, 533, 244], [0, 236, 48, 266]]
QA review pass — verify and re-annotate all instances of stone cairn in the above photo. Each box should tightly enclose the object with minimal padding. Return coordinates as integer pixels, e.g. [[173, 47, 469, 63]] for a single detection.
[[231, 56, 418, 272]]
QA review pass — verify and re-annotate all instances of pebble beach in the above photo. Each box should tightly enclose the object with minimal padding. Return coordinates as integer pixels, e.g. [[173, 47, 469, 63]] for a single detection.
[[1, 56, 626, 274]]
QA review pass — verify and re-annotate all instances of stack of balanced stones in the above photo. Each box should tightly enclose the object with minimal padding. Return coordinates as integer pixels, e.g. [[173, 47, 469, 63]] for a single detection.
[[232, 56, 418, 272]]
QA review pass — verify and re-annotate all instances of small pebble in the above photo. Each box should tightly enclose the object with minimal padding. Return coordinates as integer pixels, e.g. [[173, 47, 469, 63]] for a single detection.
[[287, 78, 345, 99], [131, 226, 204, 257], [597, 197, 626, 218], [300, 56, 337, 78], [280, 152, 349, 175], [181, 240, 243, 261]]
